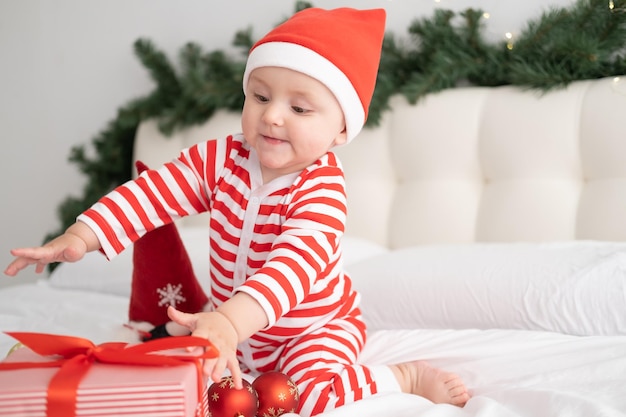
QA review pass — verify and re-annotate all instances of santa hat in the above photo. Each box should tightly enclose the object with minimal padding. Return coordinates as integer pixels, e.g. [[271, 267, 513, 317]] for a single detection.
[[128, 161, 209, 327], [242, 7, 386, 143]]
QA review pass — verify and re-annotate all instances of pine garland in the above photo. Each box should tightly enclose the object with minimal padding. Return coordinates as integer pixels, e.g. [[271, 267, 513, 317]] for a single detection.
[[46, 0, 626, 270]]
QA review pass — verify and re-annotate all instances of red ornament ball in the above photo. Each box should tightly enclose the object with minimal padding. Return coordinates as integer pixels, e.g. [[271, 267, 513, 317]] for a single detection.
[[207, 377, 258, 417], [252, 371, 300, 417]]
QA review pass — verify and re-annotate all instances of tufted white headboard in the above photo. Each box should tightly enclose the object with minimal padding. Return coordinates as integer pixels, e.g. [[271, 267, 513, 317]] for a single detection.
[[134, 76, 626, 249]]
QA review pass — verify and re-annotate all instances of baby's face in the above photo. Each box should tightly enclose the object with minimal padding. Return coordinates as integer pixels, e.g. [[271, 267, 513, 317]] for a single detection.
[[242, 66, 347, 184]]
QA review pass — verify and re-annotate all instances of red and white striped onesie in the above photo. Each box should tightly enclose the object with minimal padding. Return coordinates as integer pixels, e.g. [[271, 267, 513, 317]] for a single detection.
[[78, 134, 399, 415]]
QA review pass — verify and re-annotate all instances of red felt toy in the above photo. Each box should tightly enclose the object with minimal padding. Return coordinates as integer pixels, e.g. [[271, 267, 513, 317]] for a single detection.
[[128, 161, 209, 328]]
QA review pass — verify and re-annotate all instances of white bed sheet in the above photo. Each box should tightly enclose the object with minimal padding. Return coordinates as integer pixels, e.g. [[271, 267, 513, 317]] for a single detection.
[[352, 329, 626, 417], [0, 280, 134, 353], [0, 281, 624, 417]]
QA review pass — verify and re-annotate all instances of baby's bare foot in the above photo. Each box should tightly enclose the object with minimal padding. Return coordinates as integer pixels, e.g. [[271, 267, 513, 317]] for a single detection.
[[389, 361, 470, 406]]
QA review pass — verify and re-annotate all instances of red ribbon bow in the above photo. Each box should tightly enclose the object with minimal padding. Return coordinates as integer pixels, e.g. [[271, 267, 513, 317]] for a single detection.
[[0, 331, 219, 417]]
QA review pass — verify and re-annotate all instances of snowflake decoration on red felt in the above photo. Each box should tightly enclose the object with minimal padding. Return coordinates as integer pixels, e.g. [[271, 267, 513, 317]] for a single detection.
[[157, 283, 187, 307]]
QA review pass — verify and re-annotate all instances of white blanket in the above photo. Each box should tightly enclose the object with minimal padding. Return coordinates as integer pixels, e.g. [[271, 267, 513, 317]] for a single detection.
[[1, 281, 625, 417]]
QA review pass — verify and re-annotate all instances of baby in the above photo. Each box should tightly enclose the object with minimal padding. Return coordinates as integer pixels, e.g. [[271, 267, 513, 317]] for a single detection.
[[5, 7, 470, 416]]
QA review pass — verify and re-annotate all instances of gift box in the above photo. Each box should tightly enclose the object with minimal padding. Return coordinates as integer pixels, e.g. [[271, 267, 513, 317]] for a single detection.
[[0, 332, 218, 417]]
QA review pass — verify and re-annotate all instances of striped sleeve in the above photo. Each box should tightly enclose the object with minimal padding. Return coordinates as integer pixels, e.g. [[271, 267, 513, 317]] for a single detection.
[[78, 137, 231, 259]]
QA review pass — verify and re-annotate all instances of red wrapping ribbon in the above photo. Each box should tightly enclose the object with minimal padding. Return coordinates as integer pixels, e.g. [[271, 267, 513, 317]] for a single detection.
[[0, 331, 219, 417]]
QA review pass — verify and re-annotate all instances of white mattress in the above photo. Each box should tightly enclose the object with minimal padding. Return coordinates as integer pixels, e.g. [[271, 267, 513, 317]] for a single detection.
[[1, 280, 625, 417]]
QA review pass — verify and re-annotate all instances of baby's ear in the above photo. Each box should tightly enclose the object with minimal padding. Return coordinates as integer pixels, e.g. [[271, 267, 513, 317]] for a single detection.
[[333, 127, 349, 147]]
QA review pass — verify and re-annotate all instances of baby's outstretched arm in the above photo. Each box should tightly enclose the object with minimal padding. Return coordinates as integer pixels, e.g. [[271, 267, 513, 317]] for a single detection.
[[4, 221, 100, 276]]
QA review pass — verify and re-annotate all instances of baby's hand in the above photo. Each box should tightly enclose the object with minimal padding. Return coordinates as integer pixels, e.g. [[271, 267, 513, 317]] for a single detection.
[[168, 306, 243, 389], [4, 232, 87, 276], [3, 221, 99, 276]]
